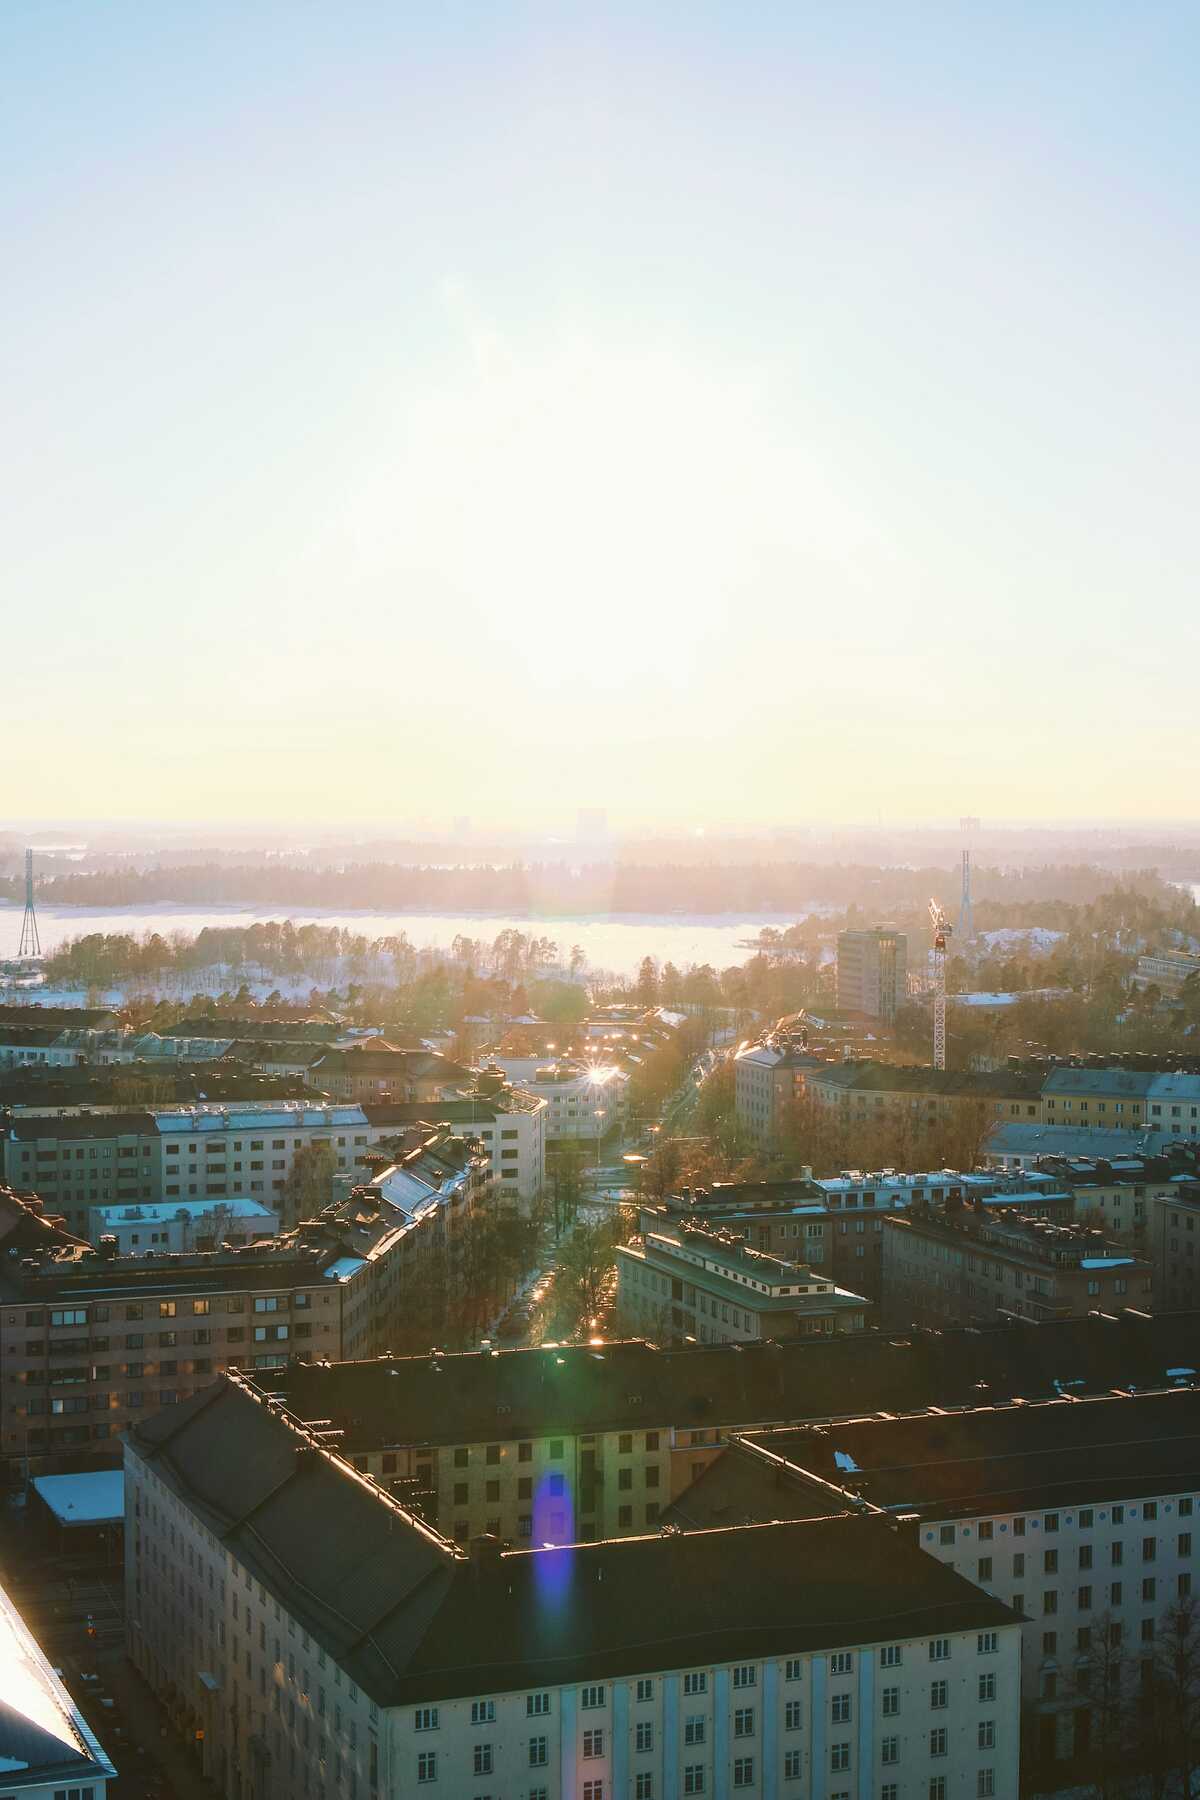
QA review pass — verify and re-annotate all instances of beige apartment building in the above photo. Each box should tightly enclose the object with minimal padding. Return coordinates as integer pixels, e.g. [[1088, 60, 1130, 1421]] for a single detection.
[[835, 927, 908, 1021]]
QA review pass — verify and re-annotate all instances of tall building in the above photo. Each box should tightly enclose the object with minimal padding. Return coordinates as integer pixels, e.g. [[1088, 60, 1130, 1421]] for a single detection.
[[125, 1372, 1021, 1800], [835, 928, 908, 1021]]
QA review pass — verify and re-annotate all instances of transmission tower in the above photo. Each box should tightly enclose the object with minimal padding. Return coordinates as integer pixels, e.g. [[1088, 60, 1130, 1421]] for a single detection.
[[958, 848, 976, 941], [929, 898, 953, 1071], [18, 849, 41, 959]]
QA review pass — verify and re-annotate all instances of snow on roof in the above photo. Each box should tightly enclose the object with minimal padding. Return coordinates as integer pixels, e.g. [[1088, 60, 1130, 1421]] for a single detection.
[[323, 1256, 367, 1281], [1079, 1256, 1135, 1269], [94, 1196, 277, 1224], [32, 1469, 124, 1527], [0, 1573, 114, 1784]]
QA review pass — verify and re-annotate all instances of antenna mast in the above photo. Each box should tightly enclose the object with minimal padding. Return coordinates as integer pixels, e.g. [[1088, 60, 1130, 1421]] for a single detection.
[[928, 898, 952, 1071]]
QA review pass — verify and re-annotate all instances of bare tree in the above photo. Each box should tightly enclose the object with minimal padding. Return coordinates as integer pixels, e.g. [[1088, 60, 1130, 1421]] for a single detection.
[[1156, 1591, 1200, 1798]]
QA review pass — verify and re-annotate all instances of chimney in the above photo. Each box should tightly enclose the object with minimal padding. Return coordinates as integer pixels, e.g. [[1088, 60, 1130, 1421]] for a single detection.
[[468, 1533, 503, 1575]]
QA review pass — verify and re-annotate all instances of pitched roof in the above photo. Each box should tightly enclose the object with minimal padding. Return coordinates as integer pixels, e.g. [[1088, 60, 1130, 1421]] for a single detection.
[[127, 1378, 1014, 1707], [743, 1386, 1200, 1518]]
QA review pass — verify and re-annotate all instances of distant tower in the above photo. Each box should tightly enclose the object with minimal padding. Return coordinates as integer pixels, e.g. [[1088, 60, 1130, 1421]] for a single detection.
[[18, 848, 41, 958], [957, 816, 979, 942], [958, 849, 975, 942]]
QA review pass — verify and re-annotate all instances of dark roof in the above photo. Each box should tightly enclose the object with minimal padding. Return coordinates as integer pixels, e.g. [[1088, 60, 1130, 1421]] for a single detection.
[[0, 1005, 114, 1028], [4, 1110, 156, 1141], [811, 1062, 1042, 1099], [258, 1309, 1200, 1450], [743, 1388, 1200, 1518], [128, 1378, 1014, 1707], [662, 1443, 843, 1531]]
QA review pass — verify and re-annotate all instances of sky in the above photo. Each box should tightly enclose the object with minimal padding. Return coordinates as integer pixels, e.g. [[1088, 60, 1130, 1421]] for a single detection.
[[3, 2, 1199, 833]]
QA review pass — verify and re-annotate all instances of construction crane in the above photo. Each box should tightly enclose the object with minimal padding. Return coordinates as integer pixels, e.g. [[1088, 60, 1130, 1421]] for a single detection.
[[929, 898, 953, 1071]]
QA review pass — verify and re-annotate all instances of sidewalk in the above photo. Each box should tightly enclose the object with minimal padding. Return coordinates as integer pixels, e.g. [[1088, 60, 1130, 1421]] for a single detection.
[[98, 1648, 219, 1800]]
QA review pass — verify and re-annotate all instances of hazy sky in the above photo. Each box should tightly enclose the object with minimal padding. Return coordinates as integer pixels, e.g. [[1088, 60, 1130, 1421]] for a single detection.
[[4, 3, 1198, 831]]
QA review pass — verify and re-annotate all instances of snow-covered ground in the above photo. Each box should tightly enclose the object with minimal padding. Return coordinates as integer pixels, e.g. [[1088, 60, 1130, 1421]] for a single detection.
[[978, 927, 1066, 955]]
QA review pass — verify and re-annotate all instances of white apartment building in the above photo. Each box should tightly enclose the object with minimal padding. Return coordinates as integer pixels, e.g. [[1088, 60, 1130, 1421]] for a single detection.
[[0, 1571, 117, 1796], [743, 1386, 1200, 1765], [125, 1371, 1021, 1800], [512, 1062, 628, 1141], [362, 1089, 547, 1210]]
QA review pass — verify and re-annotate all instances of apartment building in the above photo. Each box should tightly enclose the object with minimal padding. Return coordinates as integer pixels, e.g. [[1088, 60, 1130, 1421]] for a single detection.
[[733, 1036, 823, 1147], [0, 1570, 117, 1795], [641, 1171, 1070, 1302], [835, 927, 908, 1021], [0, 1128, 487, 1469], [125, 1372, 1021, 1800], [881, 1202, 1152, 1329], [503, 1060, 628, 1142], [1041, 1066, 1200, 1139], [1150, 1179, 1200, 1311], [306, 1045, 470, 1102], [809, 1061, 1043, 1129], [1131, 948, 1200, 994], [736, 1388, 1200, 1763], [363, 1080, 547, 1209], [616, 1221, 869, 1346], [0, 1103, 375, 1236], [253, 1308, 1200, 1551]]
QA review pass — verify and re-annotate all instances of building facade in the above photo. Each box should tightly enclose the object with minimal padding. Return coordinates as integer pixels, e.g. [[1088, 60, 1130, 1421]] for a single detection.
[[616, 1220, 868, 1345], [125, 1373, 1022, 1800], [836, 928, 908, 1021], [881, 1203, 1153, 1329]]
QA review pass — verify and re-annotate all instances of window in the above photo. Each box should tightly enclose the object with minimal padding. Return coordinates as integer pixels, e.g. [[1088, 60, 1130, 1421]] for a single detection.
[[1044, 1512, 1059, 1533], [785, 1750, 803, 1779], [732, 1664, 756, 1688], [684, 1768, 705, 1795], [1182, 1534, 1194, 1557], [636, 1721, 654, 1752], [636, 1777, 654, 1800], [929, 1638, 950, 1661], [734, 1706, 755, 1736], [977, 1631, 998, 1655], [581, 1684, 605, 1709], [1043, 1591, 1058, 1615], [882, 1735, 899, 1763], [1044, 1548, 1058, 1573], [636, 1678, 653, 1702], [583, 1729, 604, 1757], [882, 1686, 899, 1716], [527, 1692, 550, 1716], [939, 1524, 956, 1546], [1113, 1505, 1125, 1524], [979, 1673, 996, 1702], [880, 1644, 902, 1667], [978, 1557, 993, 1581], [471, 1700, 495, 1725], [473, 1744, 493, 1775], [1112, 1543, 1124, 1566], [831, 1742, 850, 1771], [417, 1752, 437, 1782], [785, 1658, 803, 1681], [583, 1783, 604, 1800], [684, 1715, 706, 1745], [979, 1720, 995, 1749], [831, 1694, 851, 1722], [930, 1781, 947, 1800], [978, 1773, 995, 1798], [829, 1651, 853, 1675], [978, 1520, 994, 1541], [1079, 1585, 1093, 1610], [733, 1759, 754, 1788], [683, 1672, 707, 1696], [414, 1707, 439, 1731], [529, 1737, 548, 1766], [1144, 1502, 1158, 1521], [930, 1679, 949, 1709], [930, 1728, 947, 1757]]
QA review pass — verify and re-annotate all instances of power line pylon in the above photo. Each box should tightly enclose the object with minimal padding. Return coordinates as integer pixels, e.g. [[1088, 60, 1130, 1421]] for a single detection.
[[18, 849, 41, 959]]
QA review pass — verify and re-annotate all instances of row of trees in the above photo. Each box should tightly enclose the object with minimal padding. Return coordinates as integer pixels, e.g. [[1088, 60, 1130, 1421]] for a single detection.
[[12, 856, 1167, 914]]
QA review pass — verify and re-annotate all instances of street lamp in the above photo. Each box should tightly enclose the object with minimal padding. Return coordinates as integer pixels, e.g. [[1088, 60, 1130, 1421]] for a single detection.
[[595, 1109, 605, 1169]]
